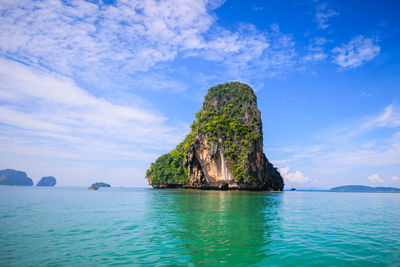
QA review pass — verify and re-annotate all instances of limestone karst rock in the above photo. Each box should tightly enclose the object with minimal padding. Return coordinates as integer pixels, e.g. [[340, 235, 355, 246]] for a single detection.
[[146, 82, 284, 190], [37, 176, 56, 186], [0, 169, 34, 186]]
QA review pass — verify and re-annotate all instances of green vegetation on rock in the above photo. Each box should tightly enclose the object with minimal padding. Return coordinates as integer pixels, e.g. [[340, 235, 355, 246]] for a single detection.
[[146, 82, 284, 190], [192, 83, 261, 182], [145, 142, 189, 185]]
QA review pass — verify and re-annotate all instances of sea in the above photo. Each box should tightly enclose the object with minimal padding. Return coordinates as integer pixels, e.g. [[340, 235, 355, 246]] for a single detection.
[[0, 186, 399, 266]]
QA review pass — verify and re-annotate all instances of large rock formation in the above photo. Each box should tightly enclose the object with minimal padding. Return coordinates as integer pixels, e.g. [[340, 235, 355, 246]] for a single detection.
[[37, 176, 56, 186], [146, 82, 284, 190], [0, 169, 34, 186]]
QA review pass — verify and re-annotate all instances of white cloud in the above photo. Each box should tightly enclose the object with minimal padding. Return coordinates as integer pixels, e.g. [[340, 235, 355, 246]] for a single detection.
[[392, 176, 400, 181], [360, 92, 373, 98], [0, 0, 299, 186], [317, 145, 400, 169], [183, 24, 297, 79], [368, 174, 383, 183], [363, 104, 400, 129], [280, 166, 310, 183], [303, 52, 327, 63], [0, 58, 186, 163], [0, 0, 213, 74], [269, 105, 400, 188], [253, 6, 264, 12], [315, 2, 338, 30], [335, 104, 400, 138], [0, 0, 296, 88], [303, 37, 328, 63], [332, 35, 380, 68], [296, 122, 400, 170]]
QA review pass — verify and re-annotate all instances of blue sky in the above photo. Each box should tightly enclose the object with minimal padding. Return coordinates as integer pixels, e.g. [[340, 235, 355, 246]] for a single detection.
[[0, 0, 399, 188]]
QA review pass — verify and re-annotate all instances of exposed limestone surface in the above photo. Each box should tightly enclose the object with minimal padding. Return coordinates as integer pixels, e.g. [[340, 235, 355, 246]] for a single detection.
[[146, 82, 284, 190]]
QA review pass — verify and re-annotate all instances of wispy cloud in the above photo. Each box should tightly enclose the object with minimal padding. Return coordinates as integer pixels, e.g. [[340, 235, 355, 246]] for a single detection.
[[252, 6, 264, 12], [360, 92, 373, 98], [315, 1, 339, 30], [0, 0, 296, 89], [303, 37, 328, 63], [0, 58, 186, 163], [392, 176, 400, 181], [0, 0, 300, 186], [332, 35, 380, 69], [201, 24, 297, 79], [339, 104, 400, 138], [0, 0, 216, 83], [280, 166, 310, 183], [368, 174, 383, 183], [270, 104, 400, 186], [363, 104, 400, 129], [317, 105, 400, 168]]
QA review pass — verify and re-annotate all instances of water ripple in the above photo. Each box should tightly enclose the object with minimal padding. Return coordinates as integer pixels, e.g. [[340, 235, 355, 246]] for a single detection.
[[0, 188, 399, 266]]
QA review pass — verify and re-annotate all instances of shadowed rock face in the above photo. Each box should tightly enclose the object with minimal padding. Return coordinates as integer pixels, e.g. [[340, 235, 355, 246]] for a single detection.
[[146, 82, 284, 191], [37, 176, 56, 186], [0, 169, 33, 186]]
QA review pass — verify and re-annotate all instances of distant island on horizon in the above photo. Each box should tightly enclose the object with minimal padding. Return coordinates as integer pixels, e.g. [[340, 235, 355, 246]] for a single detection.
[[1, 167, 399, 192], [37, 176, 56, 187], [91, 182, 111, 188], [330, 185, 400, 193], [0, 169, 57, 187], [0, 169, 34, 186]]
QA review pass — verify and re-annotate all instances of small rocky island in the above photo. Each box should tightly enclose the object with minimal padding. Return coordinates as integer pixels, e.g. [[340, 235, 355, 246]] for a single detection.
[[91, 182, 111, 188], [37, 176, 57, 187], [0, 169, 34, 186], [146, 82, 284, 190]]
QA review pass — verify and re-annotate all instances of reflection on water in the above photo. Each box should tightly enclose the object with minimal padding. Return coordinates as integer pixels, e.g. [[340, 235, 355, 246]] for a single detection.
[[150, 190, 283, 265]]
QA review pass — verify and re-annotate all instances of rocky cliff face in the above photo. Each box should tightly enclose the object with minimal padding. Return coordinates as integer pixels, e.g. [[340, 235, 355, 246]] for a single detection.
[[146, 82, 284, 190], [185, 135, 283, 190]]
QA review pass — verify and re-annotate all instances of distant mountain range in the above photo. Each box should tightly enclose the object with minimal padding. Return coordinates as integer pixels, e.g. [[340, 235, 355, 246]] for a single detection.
[[330, 185, 400, 193]]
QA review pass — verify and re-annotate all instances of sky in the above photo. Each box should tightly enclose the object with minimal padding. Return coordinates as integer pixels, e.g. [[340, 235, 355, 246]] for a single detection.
[[0, 0, 399, 188]]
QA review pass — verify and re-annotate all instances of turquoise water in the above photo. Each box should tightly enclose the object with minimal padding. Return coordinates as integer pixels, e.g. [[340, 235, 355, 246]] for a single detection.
[[0, 187, 399, 266]]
